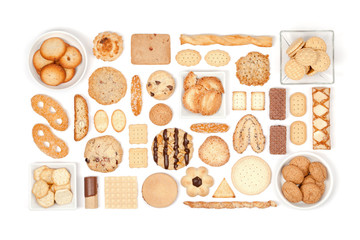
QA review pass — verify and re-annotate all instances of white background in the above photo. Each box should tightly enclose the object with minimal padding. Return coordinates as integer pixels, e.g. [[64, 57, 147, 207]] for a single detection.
[[1, 0, 359, 239]]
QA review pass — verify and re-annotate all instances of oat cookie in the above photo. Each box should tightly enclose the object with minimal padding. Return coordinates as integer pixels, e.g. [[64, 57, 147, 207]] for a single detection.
[[289, 156, 310, 176], [93, 31, 123, 61], [199, 136, 230, 167], [40, 63, 66, 86], [300, 183, 322, 204], [284, 58, 306, 80], [149, 103, 173, 126], [40, 37, 67, 61], [175, 49, 201, 66], [282, 181, 302, 203], [146, 70, 175, 100], [84, 135, 123, 173], [88, 67, 127, 105], [305, 37, 327, 52], [282, 165, 304, 184], [205, 50, 230, 67], [309, 162, 327, 182], [181, 167, 214, 197], [58, 46, 82, 69]]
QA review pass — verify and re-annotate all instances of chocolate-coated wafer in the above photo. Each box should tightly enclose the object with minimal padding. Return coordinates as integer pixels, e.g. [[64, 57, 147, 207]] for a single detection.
[[270, 125, 287, 155], [84, 176, 98, 209], [269, 88, 286, 120]]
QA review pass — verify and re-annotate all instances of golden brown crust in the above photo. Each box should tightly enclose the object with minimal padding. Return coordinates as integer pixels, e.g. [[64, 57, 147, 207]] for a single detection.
[[282, 165, 304, 184], [235, 52, 270, 86], [64, 68, 76, 83], [309, 162, 327, 182], [131, 75, 142, 116], [182, 85, 206, 113], [33, 50, 53, 72], [59, 46, 82, 68], [282, 181, 302, 203], [190, 123, 229, 133], [93, 31, 123, 61], [289, 156, 310, 176], [198, 90, 222, 115], [300, 183, 322, 204], [183, 201, 277, 209], [40, 37, 67, 61], [183, 71, 198, 91], [40, 63, 66, 86], [197, 76, 224, 93]]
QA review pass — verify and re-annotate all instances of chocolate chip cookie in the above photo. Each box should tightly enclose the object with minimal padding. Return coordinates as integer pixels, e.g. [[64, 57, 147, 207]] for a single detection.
[[146, 70, 175, 100], [84, 135, 123, 173]]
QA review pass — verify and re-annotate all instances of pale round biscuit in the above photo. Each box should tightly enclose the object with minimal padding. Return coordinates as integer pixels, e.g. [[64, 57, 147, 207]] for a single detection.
[[285, 59, 306, 80], [286, 38, 305, 57], [32, 180, 49, 199], [111, 109, 126, 132], [290, 121, 307, 145], [58, 46, 82, 68], [231, 156, 271, 195], [146, 70, 175, 100], [33, 165, 49, 181], [54, 189, 73, 205], [94, 110, 109, 133], [149, 103, 173, 126], [290, 92, 307, 117], [198, 136, 230, 167], [93, 31, 123, 61], [33, 50, 53, 72], [311, 50, 330, 72], [40, 63, 66, 86], [175, 49, 201, 66], [305, 37, 327, 52], [52, 168, 70, 186], [36, 190, 55, 208], [40, 37, 67, 61], [198, 90, 222, 116], [64, 67, 76, 82], [295, 48, 318, 66], [205, 50, 230, 67]]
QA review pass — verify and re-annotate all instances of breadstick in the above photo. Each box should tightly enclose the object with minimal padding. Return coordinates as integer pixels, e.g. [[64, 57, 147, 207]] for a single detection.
[[180, 34, 272, 47], [183, 201, 277, 209]]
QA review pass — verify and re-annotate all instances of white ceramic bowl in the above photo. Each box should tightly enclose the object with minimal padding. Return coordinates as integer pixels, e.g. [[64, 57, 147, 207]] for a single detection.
[[28, 30, 87, 90], [29, 162, 77, 210], [275, 152, 333, 210]]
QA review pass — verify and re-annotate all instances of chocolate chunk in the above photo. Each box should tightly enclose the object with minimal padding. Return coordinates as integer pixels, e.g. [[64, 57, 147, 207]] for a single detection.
[[155, 81, 160, 85], [192, 176, 202, 187], [84, 176, 97, 197], [167, 85, 173, 91], [85, 158, 90, 163], [150, 92, 154, 97], [148, 83, 152, 87]]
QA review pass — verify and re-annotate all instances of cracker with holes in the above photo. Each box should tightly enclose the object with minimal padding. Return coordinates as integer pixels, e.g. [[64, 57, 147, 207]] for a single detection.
[[290, 92, 307, 117], [205, 50, 230, 67], [105, 176, 138, 209], [32, 124, 69, 158], [290, 121, 307, 145], [232, 91, 246, 110], [176, 49, 201, 66], [129, 148, 148, 168], [31, 94, 69, 131], [251, 92, 265, 110], [129, 124, 148, 144]]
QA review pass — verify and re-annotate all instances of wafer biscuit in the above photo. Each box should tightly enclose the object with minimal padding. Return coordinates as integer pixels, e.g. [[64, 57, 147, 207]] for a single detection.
[[94, 110, 109, 133], [270, 125, 287, 155], [269, 88, 286, 120], [251, 92, 265, 110], [129, 148, 148, 168], [232, 91, 246, 110], [175, 49, 201, 66], [105, 176, 138, 209], [190, 123, 229, 133], [290, 121, 307, 145], [129, 124, 147, 144], [290, 92, 307, 117], [204, 50, 230, 67]]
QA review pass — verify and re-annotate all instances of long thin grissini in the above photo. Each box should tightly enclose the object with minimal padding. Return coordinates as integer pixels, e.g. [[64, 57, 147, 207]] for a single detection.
[[180, 34, 272, 47], [183, 201, 277, 209]]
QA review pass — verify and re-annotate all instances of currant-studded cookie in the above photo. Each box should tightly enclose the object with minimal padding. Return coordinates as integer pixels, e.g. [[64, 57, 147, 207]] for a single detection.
[[146, 70, 175, 100], [152, 128, 193, 170], [84, 135, 123, 173]]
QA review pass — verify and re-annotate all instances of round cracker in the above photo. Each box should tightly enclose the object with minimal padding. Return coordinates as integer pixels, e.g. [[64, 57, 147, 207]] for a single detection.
[[40, 168, 54, 184], [52, 168, 71, 186], [33, 165, 49, 181], [55, 189, 73, 205], [36, 190, 55, 208], [32, 180, 50, 199], [295, 48, 318, 66], [231, 156, 271, 195]]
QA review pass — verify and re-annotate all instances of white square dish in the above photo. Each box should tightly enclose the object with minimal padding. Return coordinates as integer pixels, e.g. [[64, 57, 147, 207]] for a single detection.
[[179, 71, 226, 119], [29, 162, 77, 210]]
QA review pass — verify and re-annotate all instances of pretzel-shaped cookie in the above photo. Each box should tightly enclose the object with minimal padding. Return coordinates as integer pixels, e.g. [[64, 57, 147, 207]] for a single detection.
[[31, 94, 68, 131], [32, 124, 68, 159], [183, 201, 277, 209]]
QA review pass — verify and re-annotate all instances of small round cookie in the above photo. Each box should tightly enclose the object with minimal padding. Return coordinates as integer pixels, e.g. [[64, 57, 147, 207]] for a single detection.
[[282, 181, 302, 203], [282, 165, 304, 184], [64, 67, 76, 82], [311, 50, 330, 72], [305, 37, 327, 52], [300, 183, 322, 204], [84, 135, 123, 173], [198, 136, 230, 167], [32, 180, 49, 199], [33, 50, 53, 72], [149, 103, 173, 126], [40, 63, 66, 86], [36, 190, 55, 208], [309, 162, 327, 182], [181, 167, 214, 197], [295, 48, 318, 66], [286, 38, 305, 57], [142, 173, 178, 208], [285, 58, 307, 80], [146, 70, 175, 100], [93, 31, 124, 61], [182, 85, 206, 113], [58, 46, 82, 68], [289, 156, 311, 176], [176, 49, 201, 67], [40, 37, 67, 61], [88, 67, 127, 105], [198, 90, 222, 116]]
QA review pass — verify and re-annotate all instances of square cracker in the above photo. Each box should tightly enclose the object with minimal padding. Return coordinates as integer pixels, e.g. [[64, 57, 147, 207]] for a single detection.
[[129, 124, 147, 144], [104, 176, 138, 209], [129, 148, 148, 168], [232, 91, 246, 110], [131, 34, 171, 65], [251, 92, 265, 110]]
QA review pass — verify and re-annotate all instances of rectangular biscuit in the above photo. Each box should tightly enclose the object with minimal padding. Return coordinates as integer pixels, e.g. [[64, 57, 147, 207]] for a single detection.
[[131, 34, 171, 65], [232, 91, 246, 110], [269, 88, 286, 120], [104, 176, 138, 209], [129, 148, 148, 168], [270, 125, 287, 155], [129, 124, 148, 144], [251, 92, 265, 110]]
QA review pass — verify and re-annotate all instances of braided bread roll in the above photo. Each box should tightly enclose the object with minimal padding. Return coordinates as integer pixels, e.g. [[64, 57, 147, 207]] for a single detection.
[[180, 34, 272, 47], [183, 201, 277, 209]]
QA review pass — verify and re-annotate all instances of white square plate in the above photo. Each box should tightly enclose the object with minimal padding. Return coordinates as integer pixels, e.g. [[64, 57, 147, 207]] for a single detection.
[[29, 162, 77, 210], [180, 71, 226, 119]]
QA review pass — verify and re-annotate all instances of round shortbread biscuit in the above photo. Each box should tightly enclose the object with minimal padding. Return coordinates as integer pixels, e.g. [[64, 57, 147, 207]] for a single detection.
[[205, 50, 230, 67], [290, 92, 306, 117], [295, 48, 318, 66], [231, 156, 271, 195], [52, 168, 70, 186], [58, 45, 82, 68], [32, 180, 49, 199], [36, 190, 55, 208], [175, 49, 201, 67], [94, 110, 109, 133], [40, 37, 67, 61], [93, 31, 123, 61], [285, 59, 306, 80], [290, 121, 307, 145], [64, 67, 76, 82], [146, 70, 175, 100], [305, 37, 327, 52], [33, 165, 48, 181], [54, 189, 73, 205], [40, 63, 66, 86], [149, 103, 173, 126], [198, 136, 230, 167], [33, 50, 53, 72], [286, 38, 305, 57], [111, 109, 126, 132], [311, 50, 330, 72]]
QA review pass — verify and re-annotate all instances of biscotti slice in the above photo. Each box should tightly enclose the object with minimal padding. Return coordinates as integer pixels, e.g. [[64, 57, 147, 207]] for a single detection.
[[74, 95, 89, 141]]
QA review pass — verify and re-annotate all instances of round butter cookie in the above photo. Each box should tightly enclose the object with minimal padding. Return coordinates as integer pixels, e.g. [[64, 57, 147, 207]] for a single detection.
[[231, 156, 271, 195], [40, 37, 67, 61], [284, 59, 306, 80], [58, 46, 82, 68], [305, 37, 327, 52], [40, 63, 66, 86], [149, 103, 173, 126], [295, 48, 318, 66], [88, 67, 127, 105], [146, 70, 175, 100], [142, 173, 178, 208], [33, 50, 53, 72], [93, 31, 123, 61], [198, 136, 230, 167]]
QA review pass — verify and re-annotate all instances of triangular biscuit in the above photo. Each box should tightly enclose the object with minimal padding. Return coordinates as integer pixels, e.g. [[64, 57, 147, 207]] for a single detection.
[[212, 178, 235, 198]]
